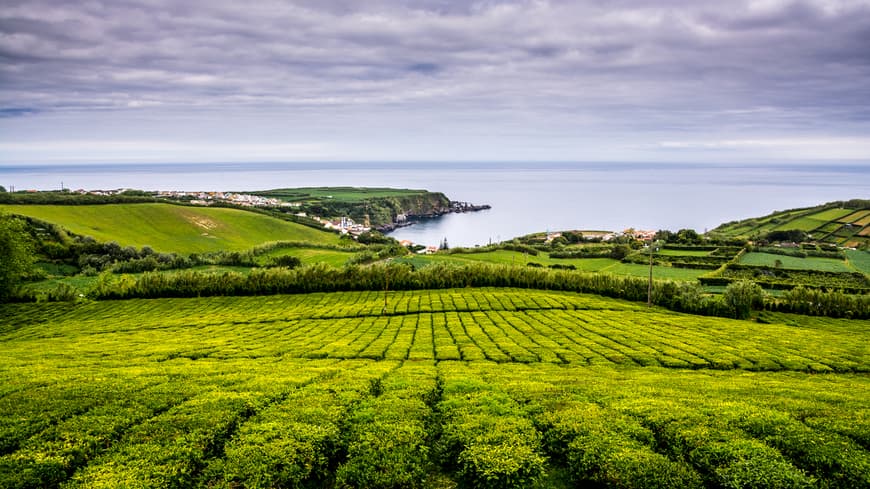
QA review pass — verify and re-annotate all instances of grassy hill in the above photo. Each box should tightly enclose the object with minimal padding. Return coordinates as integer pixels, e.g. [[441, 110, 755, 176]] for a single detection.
[[0, 203, 340, 253], [710, 199, 870, 248], [1, 288, 867, 488], [253, 187, 453, 227]]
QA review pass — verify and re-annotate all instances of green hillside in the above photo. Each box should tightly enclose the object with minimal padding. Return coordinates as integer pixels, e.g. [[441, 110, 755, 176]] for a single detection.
[[0, 203, 340, 253], [710, 199, 870, 247], [253, 187, 454, 227], [1, 288, 867, 488]]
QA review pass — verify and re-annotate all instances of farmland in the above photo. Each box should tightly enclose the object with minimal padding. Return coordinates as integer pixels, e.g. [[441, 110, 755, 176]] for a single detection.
[[0, 203, 340, 253], [1, 288, 868, 488], [739, 252, 854, 272], [399, 251, 709, 281], [710, 199, 870, 248]]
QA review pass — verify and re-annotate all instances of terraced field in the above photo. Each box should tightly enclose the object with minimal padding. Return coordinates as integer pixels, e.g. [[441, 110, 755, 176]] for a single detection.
[[1, 289, 868, 488]]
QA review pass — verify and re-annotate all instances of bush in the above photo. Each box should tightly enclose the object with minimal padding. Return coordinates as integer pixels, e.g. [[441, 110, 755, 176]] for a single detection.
[[610, 245, 632, 260], [723, 281, 765, 319], [0, 215, 35, 301], [267, 255, 302, 268]]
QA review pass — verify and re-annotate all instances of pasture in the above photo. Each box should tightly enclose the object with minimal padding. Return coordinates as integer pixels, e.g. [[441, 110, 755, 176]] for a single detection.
[[739, 252, 854, 272], [403, 251, 708, 281], [0, 203, 340, 253]]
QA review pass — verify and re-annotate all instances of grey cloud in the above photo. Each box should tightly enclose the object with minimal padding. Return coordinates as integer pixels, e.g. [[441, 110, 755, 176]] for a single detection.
[[1, 0, 869, 161]]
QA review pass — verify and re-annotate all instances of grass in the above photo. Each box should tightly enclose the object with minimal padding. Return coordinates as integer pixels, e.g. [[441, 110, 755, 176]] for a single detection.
[[739, 252, 854, 272], [840, 209, 870, 224], [658, 249, 711, 257], [0, 289, 867, 488], [807, 208, 856, 222], [601, 262, 709, 280], [254, 187, 430, 203], [0, 203, 340, 253], [257, 247, 357, 267], [398, 251, 706, 281], [773, 216, 828, 232], [712, 202, 869, 245], [846, 249, 870, 275]]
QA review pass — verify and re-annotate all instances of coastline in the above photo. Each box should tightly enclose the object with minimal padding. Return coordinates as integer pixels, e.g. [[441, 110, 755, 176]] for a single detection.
[[377, 201, 491, 233]]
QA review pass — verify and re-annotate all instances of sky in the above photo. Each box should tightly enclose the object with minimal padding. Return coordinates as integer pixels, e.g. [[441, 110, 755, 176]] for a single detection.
[[1, 0, 870, 164]]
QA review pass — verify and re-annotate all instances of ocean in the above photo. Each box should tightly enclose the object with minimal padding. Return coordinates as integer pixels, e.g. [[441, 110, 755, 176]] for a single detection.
[[2, 162, 868, 247]]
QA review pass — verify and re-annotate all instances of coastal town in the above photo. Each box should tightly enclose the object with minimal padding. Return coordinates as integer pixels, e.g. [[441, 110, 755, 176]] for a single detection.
[[65, 188, 660, 249]]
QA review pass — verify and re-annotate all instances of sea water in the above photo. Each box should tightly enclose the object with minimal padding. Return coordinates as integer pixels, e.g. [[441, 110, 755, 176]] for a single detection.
[[2, 161, 868, 247]]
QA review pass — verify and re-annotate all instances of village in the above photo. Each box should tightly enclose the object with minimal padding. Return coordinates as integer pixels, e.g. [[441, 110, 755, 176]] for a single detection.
[[68, 188, 658, 252]]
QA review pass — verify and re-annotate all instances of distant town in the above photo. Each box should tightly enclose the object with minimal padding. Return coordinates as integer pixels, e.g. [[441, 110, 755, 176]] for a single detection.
[[64, 188, 660, 249]]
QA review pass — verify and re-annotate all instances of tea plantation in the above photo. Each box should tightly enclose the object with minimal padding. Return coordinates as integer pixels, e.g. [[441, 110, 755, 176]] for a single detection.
[[1, 288, 868, 488]]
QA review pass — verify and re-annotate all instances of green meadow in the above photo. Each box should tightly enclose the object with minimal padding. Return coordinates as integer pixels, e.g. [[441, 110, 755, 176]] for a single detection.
[[0, 203, 340, 253], [739, 252, 855, 272], [399, 251, 708, 281], [254, 186, 431, 203]]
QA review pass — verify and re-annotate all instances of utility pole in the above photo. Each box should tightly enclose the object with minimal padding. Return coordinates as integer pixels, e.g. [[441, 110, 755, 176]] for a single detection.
[[647, 240, 661, 307], [382, 259, 390, 314]]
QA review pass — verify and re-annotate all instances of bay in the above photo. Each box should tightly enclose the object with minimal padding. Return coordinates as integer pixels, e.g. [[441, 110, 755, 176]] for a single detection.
[[1, 162, 868, 248]]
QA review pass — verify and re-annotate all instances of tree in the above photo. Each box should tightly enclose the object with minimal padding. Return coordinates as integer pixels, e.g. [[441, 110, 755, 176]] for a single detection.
[[654, 229, 674, 242], [675, 228, 701, 244], [723, 280, 765, 319], [268, 255, 302, 268], [0, 214, 34, 301], [610, 244, 632, 260], [0, 185, 6, 193]]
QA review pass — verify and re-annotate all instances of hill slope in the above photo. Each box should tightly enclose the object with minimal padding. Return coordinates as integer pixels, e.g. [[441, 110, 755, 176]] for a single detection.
[[0, 203, 340, 253], [710, 199, 870, 247], [1, 289, 867, 488]]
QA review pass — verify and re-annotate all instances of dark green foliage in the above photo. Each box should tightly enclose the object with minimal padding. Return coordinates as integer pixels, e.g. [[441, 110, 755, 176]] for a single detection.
[[356, 230, 395, 245], [267, 254, 302, 268], [65, 261, 867, 318], [0, 214, 34, 301], [0, 191, 158, 205], [751, 246, 845, 260], [763, 230, 809, 243], [550, 245, 612, 259], [719, 265, 869, 291], [447, 243, 540, 256], [610, 244, 632, 260], [723, 281, 765, 319], [774, 286, 870, 318]]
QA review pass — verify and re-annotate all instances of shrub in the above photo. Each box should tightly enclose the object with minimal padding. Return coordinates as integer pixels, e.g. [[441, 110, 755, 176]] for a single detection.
[[723, 281, 765, 319]]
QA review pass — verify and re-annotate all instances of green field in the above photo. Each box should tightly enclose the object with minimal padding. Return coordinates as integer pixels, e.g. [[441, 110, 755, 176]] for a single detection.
[[846, 249, 870, 275], [401, 251, 707, 281], [1, 288, 868, 488], [254, 187, 430, 202], [658, 249, 710, 257], [0, 203, 340, 253], [711, 201, 870, 246], [771, 208, 854, 233], [739, 252, 854, 272], [256, 247, 357, 267]]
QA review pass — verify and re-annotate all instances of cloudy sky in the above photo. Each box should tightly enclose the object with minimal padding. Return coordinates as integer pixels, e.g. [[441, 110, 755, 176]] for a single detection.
[[2, 0, 870, 164]]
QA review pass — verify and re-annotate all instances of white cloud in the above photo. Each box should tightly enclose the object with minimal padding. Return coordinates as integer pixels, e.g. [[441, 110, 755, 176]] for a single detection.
[[658, 137, 870, 159]]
